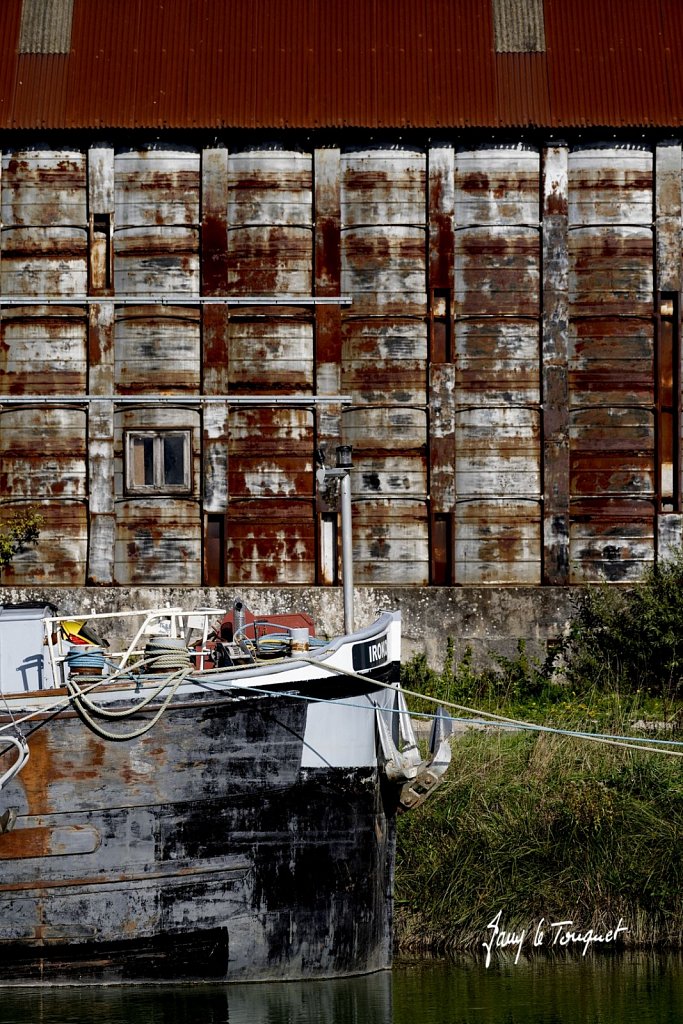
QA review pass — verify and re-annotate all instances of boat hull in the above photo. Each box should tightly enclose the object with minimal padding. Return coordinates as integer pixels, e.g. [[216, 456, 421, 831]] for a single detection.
[[0, 679, 398, 984]]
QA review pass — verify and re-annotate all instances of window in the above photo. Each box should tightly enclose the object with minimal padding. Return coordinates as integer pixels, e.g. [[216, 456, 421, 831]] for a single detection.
[[125, 431, 192, 494]]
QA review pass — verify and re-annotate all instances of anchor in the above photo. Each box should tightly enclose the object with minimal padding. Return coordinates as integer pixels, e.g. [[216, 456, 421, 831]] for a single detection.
[[376, 690, 453, 812]]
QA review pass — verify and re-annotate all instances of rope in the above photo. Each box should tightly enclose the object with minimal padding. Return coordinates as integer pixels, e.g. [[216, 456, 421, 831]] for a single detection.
[[67, 667, 192, 741], [3, 642, 683, 757], [290, 654, 683, 759]]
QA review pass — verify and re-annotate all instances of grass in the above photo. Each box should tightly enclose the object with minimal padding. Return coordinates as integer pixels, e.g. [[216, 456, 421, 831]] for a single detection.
[[395, 554, 683, 954], [395, 727, 683, 953]]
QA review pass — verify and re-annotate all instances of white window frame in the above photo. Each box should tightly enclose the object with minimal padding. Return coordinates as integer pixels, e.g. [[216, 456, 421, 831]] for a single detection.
[[125, 430, 192, 495]]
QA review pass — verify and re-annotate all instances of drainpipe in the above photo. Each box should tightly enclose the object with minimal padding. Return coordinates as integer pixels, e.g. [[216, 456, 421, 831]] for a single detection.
[[316, 445, 355, 634]]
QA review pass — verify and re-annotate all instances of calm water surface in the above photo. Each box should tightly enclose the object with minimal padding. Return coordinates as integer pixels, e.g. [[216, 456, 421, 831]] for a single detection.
[[0, 954, 681, 1024]]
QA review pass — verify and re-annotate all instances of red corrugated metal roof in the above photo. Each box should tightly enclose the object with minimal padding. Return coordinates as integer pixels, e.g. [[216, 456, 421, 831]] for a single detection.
[[0, 0, 680, 130]]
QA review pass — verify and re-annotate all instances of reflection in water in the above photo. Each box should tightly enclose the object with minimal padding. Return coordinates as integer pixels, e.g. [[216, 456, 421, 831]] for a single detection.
[[1, 954, 682, 1024], [0, 969, 393, 1024], [394, 953, 683, 1024]]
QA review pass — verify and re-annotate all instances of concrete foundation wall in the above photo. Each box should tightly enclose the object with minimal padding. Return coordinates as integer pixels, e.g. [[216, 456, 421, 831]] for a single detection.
[[0, 585, 577, 669]]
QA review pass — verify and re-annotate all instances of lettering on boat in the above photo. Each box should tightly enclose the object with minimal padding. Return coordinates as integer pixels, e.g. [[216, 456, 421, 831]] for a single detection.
[[352, 635, 389, 671]]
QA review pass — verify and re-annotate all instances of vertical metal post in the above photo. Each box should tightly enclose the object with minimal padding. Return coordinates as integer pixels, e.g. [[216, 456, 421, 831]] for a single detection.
[[316, 445, 355, 635], [340, 468, 354, 634]]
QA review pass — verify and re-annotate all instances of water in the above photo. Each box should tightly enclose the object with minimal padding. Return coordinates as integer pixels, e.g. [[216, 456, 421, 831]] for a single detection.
[[0, 954, 682, 1024]]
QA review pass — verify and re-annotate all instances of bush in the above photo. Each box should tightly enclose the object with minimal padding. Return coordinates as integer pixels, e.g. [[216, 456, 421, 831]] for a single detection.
[[561, 549, 683, 700], [0, 506, 42, 572]]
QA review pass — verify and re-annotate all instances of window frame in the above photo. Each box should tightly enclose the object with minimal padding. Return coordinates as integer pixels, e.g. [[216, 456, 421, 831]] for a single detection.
[[124, 429, 192, 496]]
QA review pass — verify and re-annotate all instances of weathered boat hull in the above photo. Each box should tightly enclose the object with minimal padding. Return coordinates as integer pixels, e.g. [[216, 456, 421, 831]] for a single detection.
[[0, 662, 400, 983]]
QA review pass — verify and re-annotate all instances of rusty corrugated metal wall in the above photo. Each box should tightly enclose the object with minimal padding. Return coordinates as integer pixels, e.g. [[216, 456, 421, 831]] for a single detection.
[[0, 137, 681, 586]]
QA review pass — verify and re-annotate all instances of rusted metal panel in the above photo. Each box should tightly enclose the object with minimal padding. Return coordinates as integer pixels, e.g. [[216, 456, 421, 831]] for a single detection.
[[114, 147, 199, 295], [115, 146, 199, 227], [0, 407, 86, 499], [353, 501, 429, 585], [569, 500, 655, 582], [226, 500, 316, 584], [2, 146, 86, 224], [0, 307, 86, 394], [114, 307, 201, 394], [339, 116, 428, 598], [88, 142, 114, 214], [455, 408, 541, 497], [455, 499, 541, 584], [568, 147, 653, 317], [657, 512, 683, 561], [201, 145, 229, 297], [342, 320, 427, 405], [569, 148, 652, 225], [228, 150, 312, 295], [655, 142, 682, 293], [2, 1, 683, 131], [570, 408, 655, 497], [428, 145, 455, 292], [342, 149, 426, 316], [542, 143, 570, 584], [314, 148, 343, 492], [228, 319, 313, 392], [567, 145, 656, 579], [454, 407, 541, 583], [87, 397, 115, 585], [452, 146, 542, 584], [226, 408, 315, 584], [455, 227, 540, 317], [569, 227, 653, 316], [455, 320, 540, 405], [0, 501, 86, 584], [344, 407, 427, 501], [228, 408, 313, 498], [455, 148, 539, 316], [568, 318, 654, 408], [203, 402, 230, 514], [114, 501, 201, 585], [429, 364, 456, 513], [455, 147, 539, 225], [1, 147, 86, 295]]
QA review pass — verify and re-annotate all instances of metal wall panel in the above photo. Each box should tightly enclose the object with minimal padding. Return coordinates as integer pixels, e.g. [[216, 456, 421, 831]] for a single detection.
[[353, 500, 429, 585], [228, 318, 313, 392], [1, 147, 86, 295], [0, 501, 86, 585], [114, 501, 201, 585], [454, 146, 542, 583], [454, 499, 542, 584], [0, 407, 86, 500], [0, 307, 86, 393], [567, 146, 655, 581], [226, 408, 315, 584], [114, 146, 199, 295], [228, 150, 312, 295], [114, 306, 201, 393], [341, 149, 426, 315], [341, 148, 429, 583]]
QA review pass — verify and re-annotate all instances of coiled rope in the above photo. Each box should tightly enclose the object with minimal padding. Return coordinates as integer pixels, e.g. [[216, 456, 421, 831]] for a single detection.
[[62, 639, 193, 741]]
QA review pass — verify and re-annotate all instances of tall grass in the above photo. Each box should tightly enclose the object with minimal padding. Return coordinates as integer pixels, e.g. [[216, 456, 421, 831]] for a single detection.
[[396, 551, 683, 952], [396, 729, 683, 952]]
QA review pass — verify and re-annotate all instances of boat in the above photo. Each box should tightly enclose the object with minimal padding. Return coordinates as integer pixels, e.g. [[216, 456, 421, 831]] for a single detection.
[[0, 451, 451, 985]]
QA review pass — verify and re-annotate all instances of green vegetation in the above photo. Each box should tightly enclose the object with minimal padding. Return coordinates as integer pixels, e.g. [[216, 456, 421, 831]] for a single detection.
[[0, 506, 42, 573], [396, 552, 683, 953]]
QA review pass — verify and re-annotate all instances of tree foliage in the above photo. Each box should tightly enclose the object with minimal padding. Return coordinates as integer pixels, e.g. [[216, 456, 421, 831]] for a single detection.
[[560, 549, 683, 699], [0, 507, 43, 571]]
